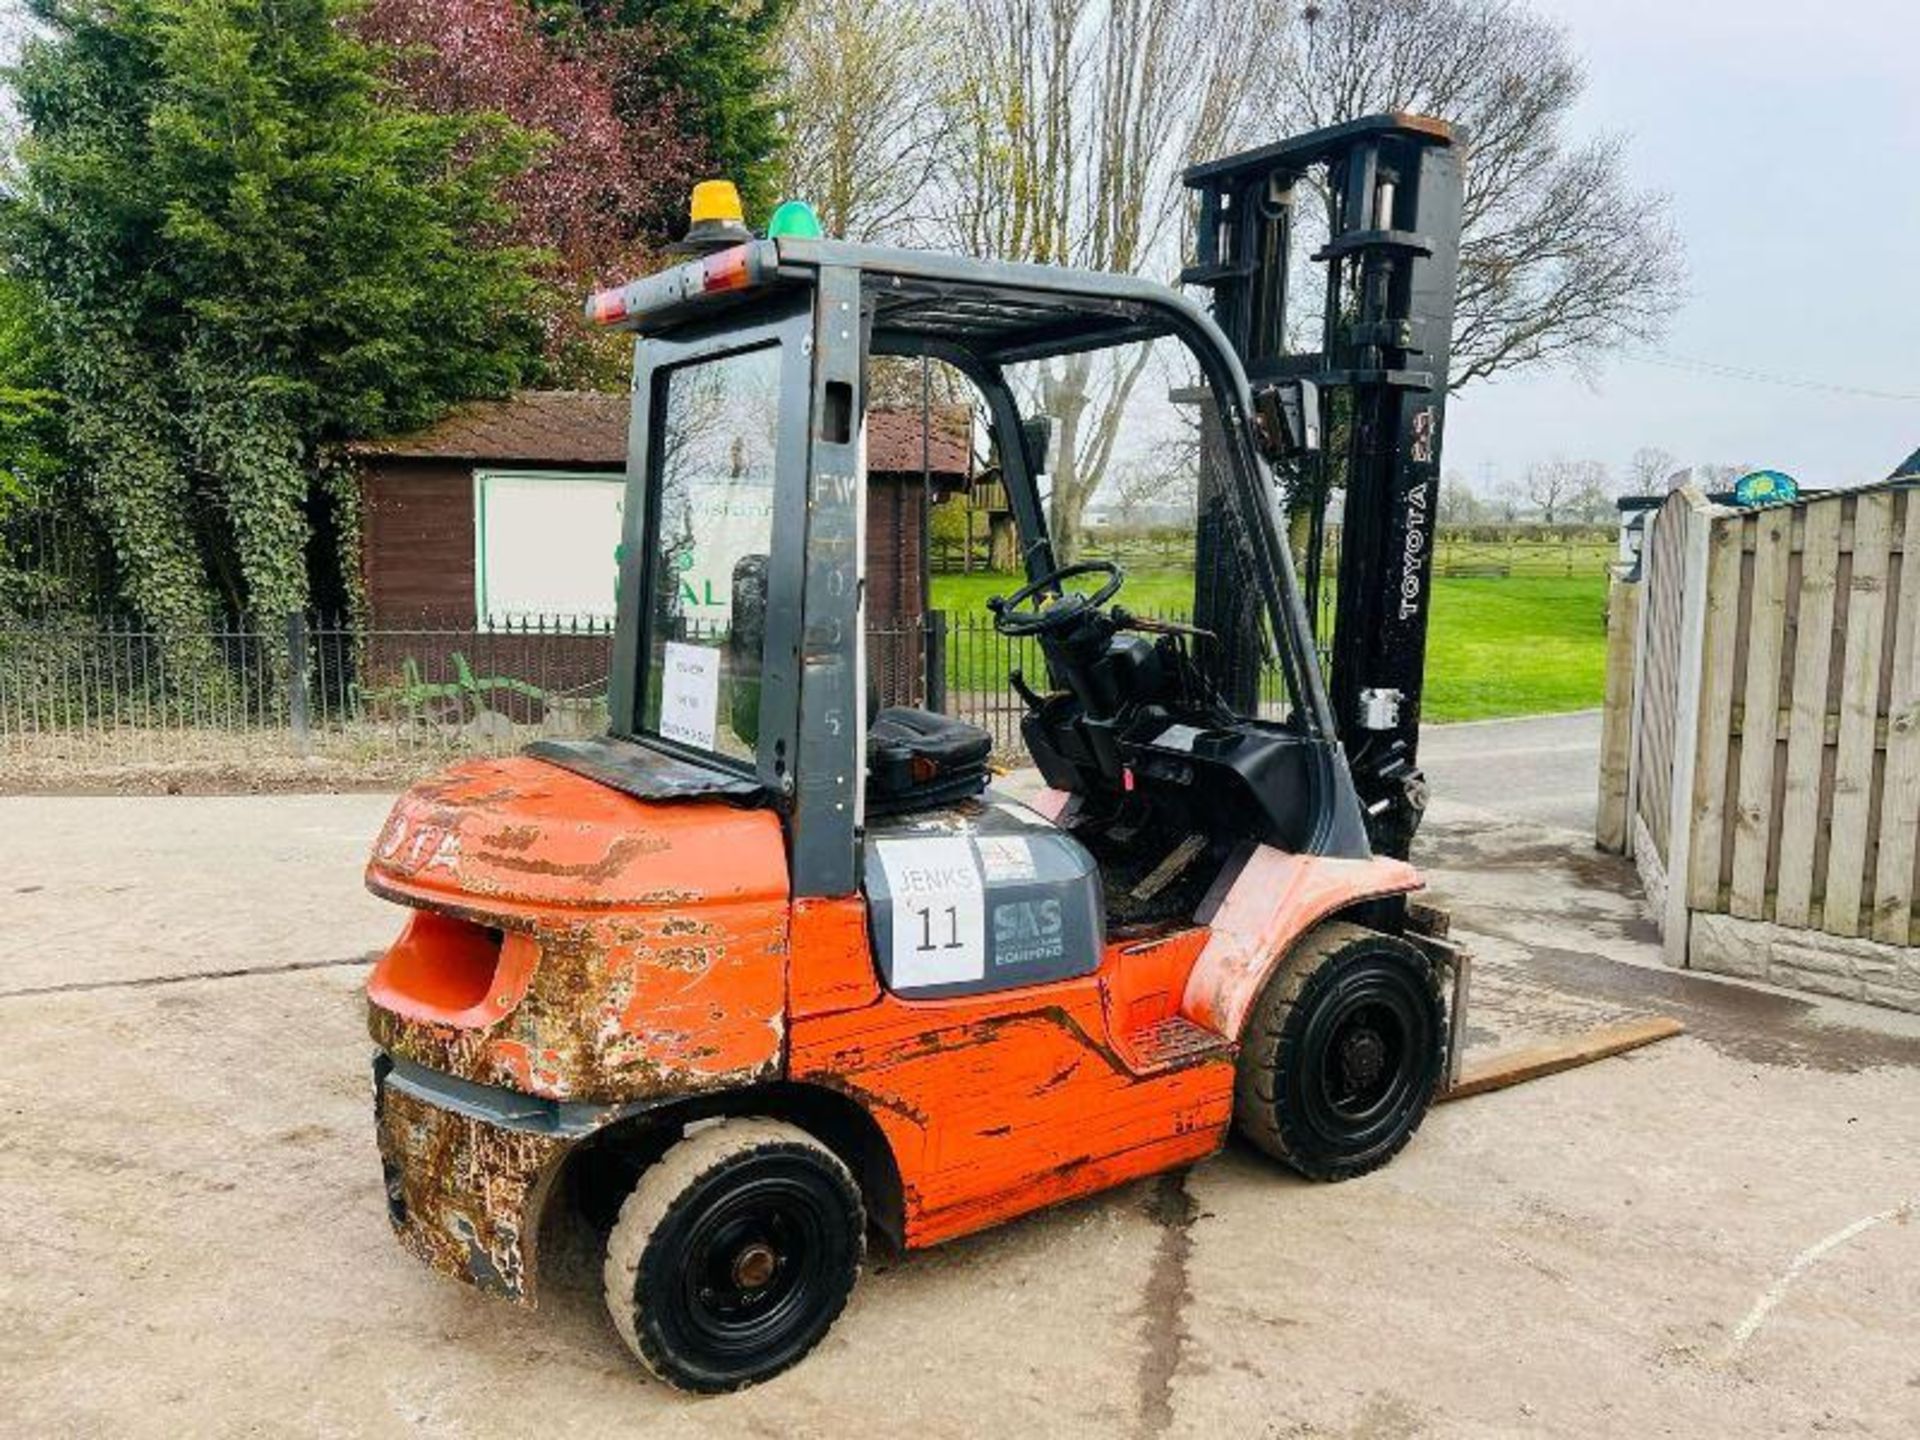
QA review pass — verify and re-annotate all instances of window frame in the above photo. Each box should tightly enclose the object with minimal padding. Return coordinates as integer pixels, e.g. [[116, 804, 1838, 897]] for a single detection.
[[611, 295, 814, 789]]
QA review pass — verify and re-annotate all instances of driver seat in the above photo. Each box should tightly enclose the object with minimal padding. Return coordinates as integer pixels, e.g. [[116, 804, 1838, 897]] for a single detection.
[[867, 695, 993, 816]]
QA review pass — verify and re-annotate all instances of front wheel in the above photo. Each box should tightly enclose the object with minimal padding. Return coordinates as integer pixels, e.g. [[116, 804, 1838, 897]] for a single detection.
[[602, 1118, 865, 1392], [1234, 921, 1444, 1181]]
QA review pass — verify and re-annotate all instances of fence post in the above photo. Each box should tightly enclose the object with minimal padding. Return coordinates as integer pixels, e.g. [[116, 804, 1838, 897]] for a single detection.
[[286, 611, 311, 757], [1622, 522, 1657, 862], [1662, 493, 1715, 967], [1595, 573, 1640, 852], [926, 610, 949, 713]]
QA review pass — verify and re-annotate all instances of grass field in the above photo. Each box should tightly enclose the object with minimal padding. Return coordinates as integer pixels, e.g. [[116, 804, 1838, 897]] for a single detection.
[[1422, 575, 1608, 721], [929, 567, 1609, 724]]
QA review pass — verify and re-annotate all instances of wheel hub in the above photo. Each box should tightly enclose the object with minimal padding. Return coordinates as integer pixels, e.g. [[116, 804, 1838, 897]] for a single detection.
[[731, 1241, 779, 1291], [1337, 1024, 1388, 1096]]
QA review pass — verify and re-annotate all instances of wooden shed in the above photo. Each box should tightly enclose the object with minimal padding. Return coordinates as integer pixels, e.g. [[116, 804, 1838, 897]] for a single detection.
[[351, 390, 971, 632], [1597, 480, 1920, 1010]]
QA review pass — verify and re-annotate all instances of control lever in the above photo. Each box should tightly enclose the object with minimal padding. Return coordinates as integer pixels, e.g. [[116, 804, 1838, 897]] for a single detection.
[[1364, 737, 1414, 782]]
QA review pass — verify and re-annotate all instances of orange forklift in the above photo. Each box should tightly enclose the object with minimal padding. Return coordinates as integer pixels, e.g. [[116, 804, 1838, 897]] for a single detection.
[[367, 115, 1468, 1391]]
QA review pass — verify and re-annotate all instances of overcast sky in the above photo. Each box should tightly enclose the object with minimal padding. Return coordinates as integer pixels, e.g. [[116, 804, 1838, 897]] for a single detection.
[[1445, 0, 1920, 494]]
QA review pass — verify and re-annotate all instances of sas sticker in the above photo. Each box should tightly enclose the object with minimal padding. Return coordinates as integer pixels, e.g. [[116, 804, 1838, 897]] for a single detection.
[[992, 898, 1064, 969]]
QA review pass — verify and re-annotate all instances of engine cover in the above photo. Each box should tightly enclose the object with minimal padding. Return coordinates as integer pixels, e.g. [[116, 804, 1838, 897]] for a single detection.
[[862, 792, 1104, 999]]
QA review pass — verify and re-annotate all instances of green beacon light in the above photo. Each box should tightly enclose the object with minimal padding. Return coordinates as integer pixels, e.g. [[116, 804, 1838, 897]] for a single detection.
[[766, 199, 824, 240]]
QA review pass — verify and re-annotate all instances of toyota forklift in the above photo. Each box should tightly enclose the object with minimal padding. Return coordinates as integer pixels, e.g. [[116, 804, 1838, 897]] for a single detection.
[[367, 114, 1466, 1392]]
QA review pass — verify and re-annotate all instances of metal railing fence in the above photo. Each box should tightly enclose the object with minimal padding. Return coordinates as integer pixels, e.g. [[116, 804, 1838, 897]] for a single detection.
[[1, 609, 1297, 775], [0, 613, 616, 771]]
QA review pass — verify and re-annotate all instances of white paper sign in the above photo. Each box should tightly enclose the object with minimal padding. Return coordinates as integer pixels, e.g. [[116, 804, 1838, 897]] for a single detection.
[[879, 838, 986, 988], [659, 641, 721, 749]]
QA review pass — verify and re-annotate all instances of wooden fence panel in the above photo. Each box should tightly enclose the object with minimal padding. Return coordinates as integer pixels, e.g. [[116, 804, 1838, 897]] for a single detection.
[[1633, 495, 1691, 861], [1774, 501, 1843, 928], [1823, 493, 1894, 935], [1729, 507, 1791, 917], [1610, 483, 1920, 973], [1687, 514, 1744, 908]]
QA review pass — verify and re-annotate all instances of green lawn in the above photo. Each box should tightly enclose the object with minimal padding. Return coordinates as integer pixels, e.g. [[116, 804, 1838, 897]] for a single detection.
[[931, 568, 1198, 616], [1424, 575, 1609, 721], [928, 568, 1609, 723]]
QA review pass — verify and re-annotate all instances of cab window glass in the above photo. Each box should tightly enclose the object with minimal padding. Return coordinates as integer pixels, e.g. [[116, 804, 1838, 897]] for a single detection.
[[639, 344, 780, 762]]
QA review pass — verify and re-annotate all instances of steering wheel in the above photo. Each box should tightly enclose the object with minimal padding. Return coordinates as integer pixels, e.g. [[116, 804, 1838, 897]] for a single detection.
[[987, 560, 1125, 637]]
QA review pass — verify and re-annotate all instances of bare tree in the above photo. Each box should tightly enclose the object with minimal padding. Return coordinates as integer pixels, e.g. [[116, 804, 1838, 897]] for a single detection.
[[776, 0, 1683, 560], [927, 0, 1296, 558], [1279, 0, 1684, 389], [1520, 457, 1607, 525], [1107, 450, 1199, 527], [1626, 445, 1678, 497], [1696, 462, 1751, 491], [1437, 469, 1481, 525], [1568, 464, 1618, 524], [775, 0, 949, 242]]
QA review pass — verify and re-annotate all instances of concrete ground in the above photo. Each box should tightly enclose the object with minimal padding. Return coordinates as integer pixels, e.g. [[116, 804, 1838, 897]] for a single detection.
[[4, 715, 1919, 1437]]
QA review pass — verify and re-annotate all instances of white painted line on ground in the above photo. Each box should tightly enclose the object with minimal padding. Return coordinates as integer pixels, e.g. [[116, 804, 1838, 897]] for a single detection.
[[1721, 1196, 1916, 1362]]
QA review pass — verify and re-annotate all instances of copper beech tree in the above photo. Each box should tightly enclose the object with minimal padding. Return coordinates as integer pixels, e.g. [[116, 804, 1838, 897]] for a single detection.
[[360, 0, 703, 381]]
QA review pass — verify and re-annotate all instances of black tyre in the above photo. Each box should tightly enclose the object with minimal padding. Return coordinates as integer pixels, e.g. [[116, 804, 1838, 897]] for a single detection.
[[602, 1118, 864, 1393], [1234, 921, 1444, 1181]]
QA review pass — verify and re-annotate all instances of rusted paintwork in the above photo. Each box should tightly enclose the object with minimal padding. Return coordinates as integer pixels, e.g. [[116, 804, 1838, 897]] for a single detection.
[[789, 925, 1235, 1248], [1182, 845, 1423, 1038], [375, 1079, 568, 1303], [365, 757, 790, 1104], [368, 756, 780, 914]]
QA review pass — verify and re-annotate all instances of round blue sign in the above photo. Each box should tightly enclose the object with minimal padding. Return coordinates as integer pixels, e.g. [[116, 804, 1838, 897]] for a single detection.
[[1733, 469, 1800, 506]]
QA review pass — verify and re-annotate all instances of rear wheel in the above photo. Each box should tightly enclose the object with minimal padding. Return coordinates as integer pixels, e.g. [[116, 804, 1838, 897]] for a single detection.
[[1234, 921, 1444, 1181], [602, 1118, 864, 1392]]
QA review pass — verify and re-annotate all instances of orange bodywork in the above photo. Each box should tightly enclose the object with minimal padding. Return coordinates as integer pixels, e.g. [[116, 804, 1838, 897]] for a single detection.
[[784, 847, 1418, 1248], [366, 758, 1422, 1295], [1184, 846, 1423, 1038], [790, 917, 1231, 1246], [367, 757, 789, 1103]]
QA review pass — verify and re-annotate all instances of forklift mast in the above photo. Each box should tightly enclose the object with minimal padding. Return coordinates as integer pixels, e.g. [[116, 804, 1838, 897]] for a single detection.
[[1183, 114, 1463, 859]]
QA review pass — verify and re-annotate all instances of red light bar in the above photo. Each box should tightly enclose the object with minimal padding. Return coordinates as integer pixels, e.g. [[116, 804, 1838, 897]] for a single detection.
[[587, 287, 629, 325], [701, 245, 752, 292], [584, 243, 764, 329]]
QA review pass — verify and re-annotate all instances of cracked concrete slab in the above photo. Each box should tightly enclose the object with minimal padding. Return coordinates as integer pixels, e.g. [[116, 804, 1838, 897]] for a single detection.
[[1, 792, 396, 992]]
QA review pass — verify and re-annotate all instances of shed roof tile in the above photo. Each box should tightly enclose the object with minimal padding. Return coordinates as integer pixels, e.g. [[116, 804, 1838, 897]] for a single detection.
[[355, 389, 970, 477]]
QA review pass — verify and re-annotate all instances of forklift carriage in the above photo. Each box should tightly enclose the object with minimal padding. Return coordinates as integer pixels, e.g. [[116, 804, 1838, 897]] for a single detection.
[[367, 116, 1469, 1392]]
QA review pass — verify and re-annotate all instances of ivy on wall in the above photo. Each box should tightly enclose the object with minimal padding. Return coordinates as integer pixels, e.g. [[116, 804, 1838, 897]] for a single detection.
[[5, 0, 549, 633]]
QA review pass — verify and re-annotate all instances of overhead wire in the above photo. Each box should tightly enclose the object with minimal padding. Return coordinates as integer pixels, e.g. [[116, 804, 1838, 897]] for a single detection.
[[1623, 350, 1920, 404]]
